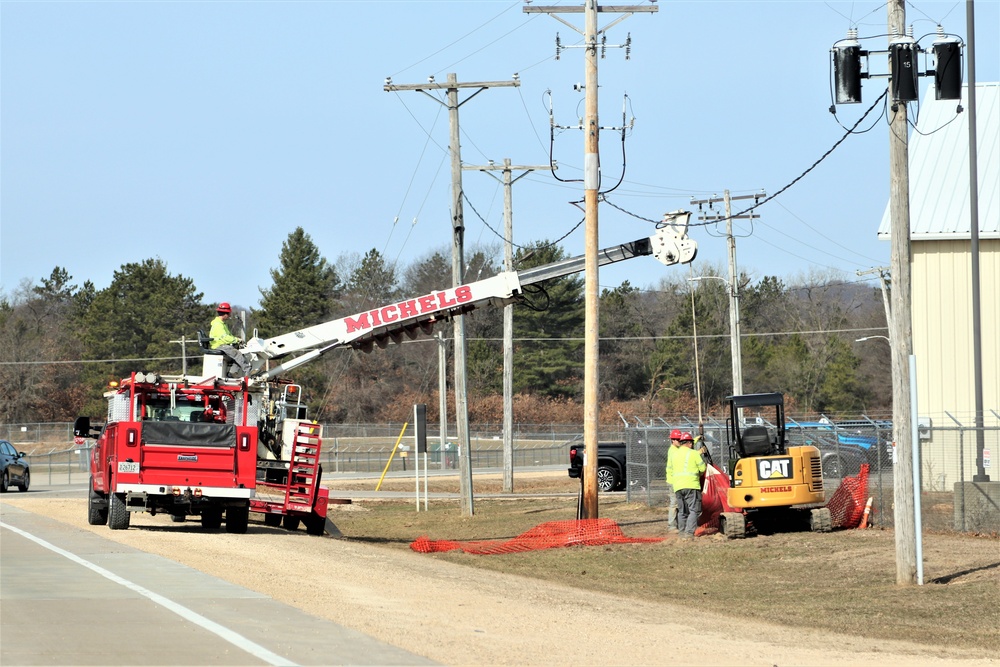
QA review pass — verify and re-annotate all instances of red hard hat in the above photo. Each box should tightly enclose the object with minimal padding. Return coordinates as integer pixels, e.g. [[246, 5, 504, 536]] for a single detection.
[[217, 302, 232, 314], [681, 431, 694, 442], [670, 429, 683, 440]]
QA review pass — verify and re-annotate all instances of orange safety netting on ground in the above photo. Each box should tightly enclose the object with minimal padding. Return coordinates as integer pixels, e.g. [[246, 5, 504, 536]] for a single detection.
[[826, 463, 871, 528], [410, 518, 664, 555]]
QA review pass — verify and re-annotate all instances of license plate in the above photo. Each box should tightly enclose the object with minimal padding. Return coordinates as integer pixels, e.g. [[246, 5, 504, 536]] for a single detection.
[[117, 461, 140, 473]]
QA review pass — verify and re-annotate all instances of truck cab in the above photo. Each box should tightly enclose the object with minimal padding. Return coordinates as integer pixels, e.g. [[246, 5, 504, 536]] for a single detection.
[[78, 372, 258, 532]]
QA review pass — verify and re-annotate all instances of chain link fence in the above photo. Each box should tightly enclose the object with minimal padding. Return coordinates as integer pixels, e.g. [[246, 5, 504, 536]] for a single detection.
[[6, 416, 997, 533], [2, 422, 596, 486]]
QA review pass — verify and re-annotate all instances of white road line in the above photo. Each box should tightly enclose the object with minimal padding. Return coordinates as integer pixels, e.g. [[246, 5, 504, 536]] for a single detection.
[[0, 520, 298, 667]]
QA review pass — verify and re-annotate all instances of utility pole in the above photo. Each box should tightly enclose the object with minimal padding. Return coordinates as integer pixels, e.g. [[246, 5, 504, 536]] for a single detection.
[[170, 336, 190, 375], [857, 266, 892, 335], [385, 73, 520, 516], [965, 0, 987, 483], [690, 190, 764, 398], [437, 330, 448, 470], [464, 159, 550, 493], [887, 0, 917, 585], [525, 0, 656, 521]]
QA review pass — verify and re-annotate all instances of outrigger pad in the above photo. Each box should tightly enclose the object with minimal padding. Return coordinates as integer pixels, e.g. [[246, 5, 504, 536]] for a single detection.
[[324, 517, 343, 538]]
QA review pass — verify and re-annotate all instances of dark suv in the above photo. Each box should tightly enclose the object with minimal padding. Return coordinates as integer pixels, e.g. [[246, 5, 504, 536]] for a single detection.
[[0, 440, 30, 493]]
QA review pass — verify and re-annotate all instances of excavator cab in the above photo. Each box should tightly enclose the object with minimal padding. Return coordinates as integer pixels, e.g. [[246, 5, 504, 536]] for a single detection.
[[727, 392, 785, 464], [719, 392, 831, 538]]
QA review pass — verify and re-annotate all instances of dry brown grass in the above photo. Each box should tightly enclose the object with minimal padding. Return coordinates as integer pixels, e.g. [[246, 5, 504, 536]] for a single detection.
[[328, 473, 1000, 656]]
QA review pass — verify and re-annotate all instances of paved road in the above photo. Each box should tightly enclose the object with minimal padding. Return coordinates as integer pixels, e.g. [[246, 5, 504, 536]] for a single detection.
[[0, 493, 434, 666]]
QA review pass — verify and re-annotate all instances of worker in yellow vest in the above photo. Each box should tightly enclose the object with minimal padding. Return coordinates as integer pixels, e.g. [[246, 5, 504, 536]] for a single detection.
[[209, 302, 250, 377], [674, 431, 706, 539], [664, 429, 684, 533]]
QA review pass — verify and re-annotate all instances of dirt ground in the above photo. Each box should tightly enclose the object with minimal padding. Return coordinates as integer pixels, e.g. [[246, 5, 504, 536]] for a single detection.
[[3, 481, 997, 667]]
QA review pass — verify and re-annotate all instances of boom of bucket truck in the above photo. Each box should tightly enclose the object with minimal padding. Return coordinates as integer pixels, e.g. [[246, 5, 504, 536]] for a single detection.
[[239, 211, 697, 381]]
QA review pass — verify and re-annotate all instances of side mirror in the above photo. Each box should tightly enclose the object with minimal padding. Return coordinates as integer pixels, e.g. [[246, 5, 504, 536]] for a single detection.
[[73, 416, 91, 438]]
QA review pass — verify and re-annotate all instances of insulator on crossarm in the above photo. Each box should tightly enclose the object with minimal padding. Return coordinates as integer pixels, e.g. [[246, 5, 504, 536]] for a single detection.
[[832, 28, 864, 104], [932, 27, 963, 100], [555, 33, 561, 60], [625, 33, 632, 60]]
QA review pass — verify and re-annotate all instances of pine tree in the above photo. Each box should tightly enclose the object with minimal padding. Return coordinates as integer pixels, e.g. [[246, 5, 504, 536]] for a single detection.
[[343, 248, 397, 309], [255, 227, 339, 335], [78, 259, 210, 414], [512, 242, 584, 399]]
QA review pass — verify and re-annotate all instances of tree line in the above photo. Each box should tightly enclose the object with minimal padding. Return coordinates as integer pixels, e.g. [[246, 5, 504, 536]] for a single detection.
[[0, 227, 892, 425]]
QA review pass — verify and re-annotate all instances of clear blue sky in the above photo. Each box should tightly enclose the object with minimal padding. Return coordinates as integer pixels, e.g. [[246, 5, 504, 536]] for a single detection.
[[3, 1, 998, 311]]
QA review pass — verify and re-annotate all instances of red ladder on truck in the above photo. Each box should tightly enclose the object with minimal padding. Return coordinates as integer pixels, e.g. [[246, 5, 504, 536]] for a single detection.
[[251, 421, 337, 536], [285, 422, 321, 512]]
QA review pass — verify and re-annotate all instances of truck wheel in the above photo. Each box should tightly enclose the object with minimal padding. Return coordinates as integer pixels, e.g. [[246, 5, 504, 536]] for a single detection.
[[263, 513, 282, 527], [719, 512, 746, 539], [108, 493, 130, 530], [225, 503, 250, 534], [0, 470, 8, 493], [304, 513, 326, 536], [810, 507, 833, 533], [17, 469, 30, 492], [170, 514, 186, 523], [597, 465, 620, 493], [201, 507, 223, 530], [88, 484, 108, 526], [282, 515, 301, 531]]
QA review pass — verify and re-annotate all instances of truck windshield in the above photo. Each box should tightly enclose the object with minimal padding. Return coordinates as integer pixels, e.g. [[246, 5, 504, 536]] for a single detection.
[[141, 395, 229, 423]]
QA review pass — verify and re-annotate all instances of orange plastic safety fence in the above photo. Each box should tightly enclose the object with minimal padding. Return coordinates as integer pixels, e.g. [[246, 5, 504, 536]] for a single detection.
[[695, 465, 734, 537], [410, 518, 664, 555], [826, 463, 871, 528]]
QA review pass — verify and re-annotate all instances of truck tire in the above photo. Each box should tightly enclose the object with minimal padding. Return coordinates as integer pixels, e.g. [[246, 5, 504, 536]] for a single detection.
[[225, 503, 250, 534], [17, 469, 30, 492], [88, 484, 108, 526], [810, 507, 833, 533], [304, 513, 326, 536], [170, 514, 186, 523], [108, 493, 130, 530], [263, 513, 282, 527], [201, 507, 223, 530], [597, 465, 620, 493], [719, 511, 746, 539], [282, 515, 301, 531]]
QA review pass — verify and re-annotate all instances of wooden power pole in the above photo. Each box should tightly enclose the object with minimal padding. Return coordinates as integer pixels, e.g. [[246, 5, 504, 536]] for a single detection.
[[464, 159, 550, 493], [887, 0, 917, 585], [690, 190, 764, 399], [385, 73, 519, 516], [525, 0, 657, 520]]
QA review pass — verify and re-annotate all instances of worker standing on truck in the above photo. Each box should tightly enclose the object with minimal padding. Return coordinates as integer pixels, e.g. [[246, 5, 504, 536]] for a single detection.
[[210, 302, 250, 376], [674, 431, 706, 539], [664, 429, 684, 533]]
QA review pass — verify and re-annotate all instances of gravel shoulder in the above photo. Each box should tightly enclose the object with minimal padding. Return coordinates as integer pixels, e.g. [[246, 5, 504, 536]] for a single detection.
[[2, 493, 996, 667]]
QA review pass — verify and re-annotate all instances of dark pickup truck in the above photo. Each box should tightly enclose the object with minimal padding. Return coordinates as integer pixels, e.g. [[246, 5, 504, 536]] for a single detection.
[[567, 441, 627, 492]]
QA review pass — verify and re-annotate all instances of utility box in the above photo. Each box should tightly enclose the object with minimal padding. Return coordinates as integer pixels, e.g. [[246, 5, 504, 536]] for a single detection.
[[954, 481, 1000, 533]]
